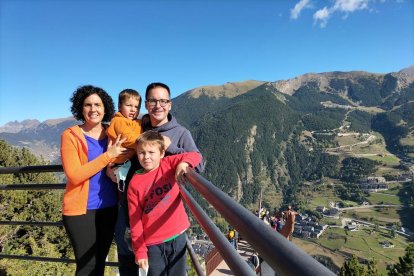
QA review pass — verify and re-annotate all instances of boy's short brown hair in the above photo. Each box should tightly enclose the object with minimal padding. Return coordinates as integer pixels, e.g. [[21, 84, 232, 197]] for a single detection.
[[136, 130, 165, 152], [118, 89, 142, 111]]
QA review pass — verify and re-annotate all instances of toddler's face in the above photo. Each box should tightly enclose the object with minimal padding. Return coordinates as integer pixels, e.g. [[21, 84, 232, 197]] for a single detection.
[[120, 97, 140, 119], [136, 142, 165, 172]]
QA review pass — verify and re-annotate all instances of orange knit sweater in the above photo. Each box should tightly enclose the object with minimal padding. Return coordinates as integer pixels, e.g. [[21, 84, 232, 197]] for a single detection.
[[106, 112, 143, 163], [60, 125, 113, 215]]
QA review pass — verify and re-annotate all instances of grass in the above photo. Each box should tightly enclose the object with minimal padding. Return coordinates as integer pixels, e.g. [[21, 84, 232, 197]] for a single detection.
[[379, 184, 402, 195], [333, 132, 401, 166], [364, 154, 400, 166], [293, 238, 345, 271], [336, 134, 361, 147], [342, 206, 402, 225], [352, 143, 385, 154], [309, 196, 334, 208], [318, 229, 347, 251], [307, 184, 348, 209], [309, 225, 410, 274], [320, 217, 342, 226], [354, 106, 385, 114], [367, 192, 402, 205]]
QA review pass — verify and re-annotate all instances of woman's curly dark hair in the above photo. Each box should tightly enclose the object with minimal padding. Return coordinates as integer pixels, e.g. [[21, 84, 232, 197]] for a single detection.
[[70, 85, 115, 122]]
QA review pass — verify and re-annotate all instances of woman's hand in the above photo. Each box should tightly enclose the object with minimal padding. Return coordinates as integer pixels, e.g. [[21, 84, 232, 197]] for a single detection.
[[175, 162, 190, 184], [107, 135, 128, 159]]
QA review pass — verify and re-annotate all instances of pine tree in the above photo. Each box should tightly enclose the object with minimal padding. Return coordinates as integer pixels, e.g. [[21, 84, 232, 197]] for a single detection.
[[0, 139, 74, 275], [367, 258, 381, 276], [388, 243, 414, 275], [340, 255, 367, 276]]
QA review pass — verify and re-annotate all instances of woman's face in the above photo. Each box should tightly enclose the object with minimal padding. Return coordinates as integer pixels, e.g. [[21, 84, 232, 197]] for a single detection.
[[82, 94, 105, 125]]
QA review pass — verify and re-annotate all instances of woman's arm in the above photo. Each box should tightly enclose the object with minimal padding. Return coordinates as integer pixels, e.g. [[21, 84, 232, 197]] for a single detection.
[[61, 131, 127, 185]]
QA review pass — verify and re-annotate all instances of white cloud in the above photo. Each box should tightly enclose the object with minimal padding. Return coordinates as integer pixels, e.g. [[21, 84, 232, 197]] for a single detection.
[[291, 0, 312, 19], [313, 7, 330, 28], [333, 0, 369, 13], [312, 0, 371, 27], [293, 0, 402, 28]]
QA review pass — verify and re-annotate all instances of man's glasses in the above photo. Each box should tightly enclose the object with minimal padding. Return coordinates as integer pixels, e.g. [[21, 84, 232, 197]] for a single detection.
[[146, 99, 171, 107]]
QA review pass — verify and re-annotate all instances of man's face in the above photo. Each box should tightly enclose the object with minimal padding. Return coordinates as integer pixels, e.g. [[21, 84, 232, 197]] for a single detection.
[[145, 87, 171, 126]]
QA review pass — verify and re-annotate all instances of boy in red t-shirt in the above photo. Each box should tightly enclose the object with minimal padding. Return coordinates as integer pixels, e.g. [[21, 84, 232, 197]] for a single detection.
[[127, 130, 201, 274]]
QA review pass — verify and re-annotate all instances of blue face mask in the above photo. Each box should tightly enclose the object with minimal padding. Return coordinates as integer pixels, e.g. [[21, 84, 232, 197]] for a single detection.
[[115, 160, 131, 192]]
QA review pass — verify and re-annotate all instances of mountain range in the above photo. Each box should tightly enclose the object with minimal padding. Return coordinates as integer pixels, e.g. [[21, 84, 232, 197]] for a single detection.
[[1, 66, 413, 206]]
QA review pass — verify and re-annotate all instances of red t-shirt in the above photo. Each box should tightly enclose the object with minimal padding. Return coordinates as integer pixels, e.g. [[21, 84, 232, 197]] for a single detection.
[[127, 152, 201, 260]]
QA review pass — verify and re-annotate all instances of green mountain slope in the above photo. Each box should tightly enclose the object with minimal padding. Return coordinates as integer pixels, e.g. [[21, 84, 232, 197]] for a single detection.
[[168, 69, 414, 207]]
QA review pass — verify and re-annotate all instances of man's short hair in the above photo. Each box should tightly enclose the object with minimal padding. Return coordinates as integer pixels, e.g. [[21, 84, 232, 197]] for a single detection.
[[145, 82, 171, 100]]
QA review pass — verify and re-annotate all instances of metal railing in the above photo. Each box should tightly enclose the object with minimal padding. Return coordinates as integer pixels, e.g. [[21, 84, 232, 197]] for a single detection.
[[0, 165, 202, 273], [0, 165, 335, 275], [184, 170, 335, 276]]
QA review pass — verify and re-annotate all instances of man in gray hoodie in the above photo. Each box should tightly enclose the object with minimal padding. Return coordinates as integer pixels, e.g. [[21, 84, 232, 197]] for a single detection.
[[141, 82, 204, 172], [114, 82, 204, 275]]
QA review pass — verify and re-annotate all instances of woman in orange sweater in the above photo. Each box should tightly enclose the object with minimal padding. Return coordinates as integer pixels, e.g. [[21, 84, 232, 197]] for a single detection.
[[61, 85, 128, 275]]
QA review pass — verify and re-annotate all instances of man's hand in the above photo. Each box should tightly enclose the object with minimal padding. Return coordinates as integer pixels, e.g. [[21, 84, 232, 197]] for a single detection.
[[162, 135, 171, 150]]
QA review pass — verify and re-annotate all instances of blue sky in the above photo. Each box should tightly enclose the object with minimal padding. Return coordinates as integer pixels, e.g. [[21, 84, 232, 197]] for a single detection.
[[0, 0, 413, 126]]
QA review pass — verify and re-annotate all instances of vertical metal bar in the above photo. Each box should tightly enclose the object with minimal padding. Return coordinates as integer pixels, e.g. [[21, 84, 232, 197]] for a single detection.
[[180, 186, 255, 276], [186, 236, 206, 276]]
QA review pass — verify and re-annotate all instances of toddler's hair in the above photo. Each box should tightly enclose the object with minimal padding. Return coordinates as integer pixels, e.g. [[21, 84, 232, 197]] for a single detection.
[[118, 89, 141, 111]]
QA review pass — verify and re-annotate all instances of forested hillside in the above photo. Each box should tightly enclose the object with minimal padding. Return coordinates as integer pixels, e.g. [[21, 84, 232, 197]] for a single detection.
[[170, 70, 414, 212], [0, 140, 74, 275]]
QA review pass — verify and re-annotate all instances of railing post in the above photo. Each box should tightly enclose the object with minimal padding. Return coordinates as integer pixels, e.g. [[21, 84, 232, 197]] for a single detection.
[[186, 236, 206, 276]]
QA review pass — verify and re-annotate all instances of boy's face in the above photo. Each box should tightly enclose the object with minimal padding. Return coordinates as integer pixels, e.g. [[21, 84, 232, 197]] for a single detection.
[[136, 142, 165, 172], [119, 97, 140, 120]]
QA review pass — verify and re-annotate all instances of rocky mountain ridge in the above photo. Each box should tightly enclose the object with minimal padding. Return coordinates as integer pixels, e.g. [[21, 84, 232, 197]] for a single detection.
[[1, 66, 413, 168], [0, 119, 41, 133], [0, 117, 77, 162]]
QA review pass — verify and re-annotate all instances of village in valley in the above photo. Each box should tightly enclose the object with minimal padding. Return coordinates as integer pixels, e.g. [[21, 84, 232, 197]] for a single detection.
[[292, 174, 413, 240]]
